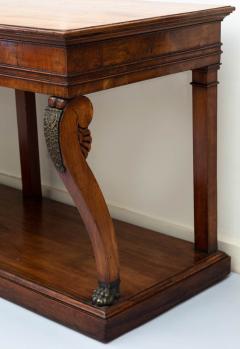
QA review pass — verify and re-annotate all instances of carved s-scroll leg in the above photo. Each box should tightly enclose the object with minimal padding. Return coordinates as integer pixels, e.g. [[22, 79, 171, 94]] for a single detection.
[[44, 96, 120, 306]]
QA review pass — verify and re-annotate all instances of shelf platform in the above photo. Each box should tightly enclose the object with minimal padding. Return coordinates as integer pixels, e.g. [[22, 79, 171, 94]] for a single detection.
[[0, 184, 230, 342]]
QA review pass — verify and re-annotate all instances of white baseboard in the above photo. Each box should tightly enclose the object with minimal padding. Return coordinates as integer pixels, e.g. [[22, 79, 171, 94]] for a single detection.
[[1, 171, 240, 274]]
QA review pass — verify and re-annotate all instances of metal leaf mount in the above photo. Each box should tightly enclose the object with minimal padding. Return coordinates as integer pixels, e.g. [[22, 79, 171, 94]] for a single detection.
[[44, 108, 64, 173], [44, 97, 92, 172]]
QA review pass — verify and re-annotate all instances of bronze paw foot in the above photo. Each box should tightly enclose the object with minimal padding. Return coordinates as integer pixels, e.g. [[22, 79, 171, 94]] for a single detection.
[[92, 280, 120, 306]]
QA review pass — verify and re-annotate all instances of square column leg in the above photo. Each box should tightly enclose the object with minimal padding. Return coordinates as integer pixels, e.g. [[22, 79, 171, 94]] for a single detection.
[[15, 90, 42, 199], [192, 64, 219, 253]]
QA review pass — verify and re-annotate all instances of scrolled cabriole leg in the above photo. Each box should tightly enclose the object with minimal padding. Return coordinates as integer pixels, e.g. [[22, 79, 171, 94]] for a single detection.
[[44, 96, 120, 306]]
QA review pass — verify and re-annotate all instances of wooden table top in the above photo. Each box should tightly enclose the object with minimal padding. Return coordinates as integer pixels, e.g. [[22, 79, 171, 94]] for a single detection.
[[0, 0, 233, 32], [0, 1, 234, 97]]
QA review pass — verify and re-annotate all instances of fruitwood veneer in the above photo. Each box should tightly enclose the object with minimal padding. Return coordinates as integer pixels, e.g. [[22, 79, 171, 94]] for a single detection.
[[0, 0, 235, 342], [0, 185, 230, 342], [0, 2, 234, 97]]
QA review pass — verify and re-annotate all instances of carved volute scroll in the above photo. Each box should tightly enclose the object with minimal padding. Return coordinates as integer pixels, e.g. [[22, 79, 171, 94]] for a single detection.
[[44, 96, 120, 306]]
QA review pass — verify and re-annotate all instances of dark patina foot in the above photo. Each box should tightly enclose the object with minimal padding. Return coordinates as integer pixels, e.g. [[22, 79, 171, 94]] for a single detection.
[[92, 280, 120, 306]]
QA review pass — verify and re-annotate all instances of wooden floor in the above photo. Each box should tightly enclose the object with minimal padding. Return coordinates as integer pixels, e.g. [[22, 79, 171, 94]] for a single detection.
[[0, 184, 230, 342]]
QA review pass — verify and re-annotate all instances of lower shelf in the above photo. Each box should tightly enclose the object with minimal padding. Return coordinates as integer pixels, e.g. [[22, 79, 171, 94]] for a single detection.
[[0, 184, 230, 342]]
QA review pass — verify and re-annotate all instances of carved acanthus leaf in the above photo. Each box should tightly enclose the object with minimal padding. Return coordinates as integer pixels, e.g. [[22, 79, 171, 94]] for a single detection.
[[44, 97, 93, 172]]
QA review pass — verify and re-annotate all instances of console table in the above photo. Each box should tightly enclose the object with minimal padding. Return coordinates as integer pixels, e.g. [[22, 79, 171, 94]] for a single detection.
[[0, 0, 234, 342]]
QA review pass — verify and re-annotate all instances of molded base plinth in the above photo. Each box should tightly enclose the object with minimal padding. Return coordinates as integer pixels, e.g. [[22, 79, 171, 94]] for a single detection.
[[0, 185, 230, 342]]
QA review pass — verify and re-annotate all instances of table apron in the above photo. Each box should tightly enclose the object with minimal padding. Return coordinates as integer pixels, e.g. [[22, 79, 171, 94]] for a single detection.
[[0, 21, 221, 97]]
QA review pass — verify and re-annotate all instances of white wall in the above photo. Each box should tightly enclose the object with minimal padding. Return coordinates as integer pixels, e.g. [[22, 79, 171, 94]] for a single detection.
[[0, 0, 240, 271]]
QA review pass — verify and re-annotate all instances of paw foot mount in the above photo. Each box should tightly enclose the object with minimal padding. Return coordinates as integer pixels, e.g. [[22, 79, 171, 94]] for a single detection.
[[92, 280, 120, 306]]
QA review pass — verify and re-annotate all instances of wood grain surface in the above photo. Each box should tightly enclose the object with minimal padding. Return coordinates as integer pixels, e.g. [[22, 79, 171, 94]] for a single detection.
[[0, 184, 230, 341], [0, 2, 234, 97], [0, 1, 233, 31], [192, 65, 219, 253], [15, 90, 42, 199], [0, 1, 234, 341], [43, 96, 120, 297]]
